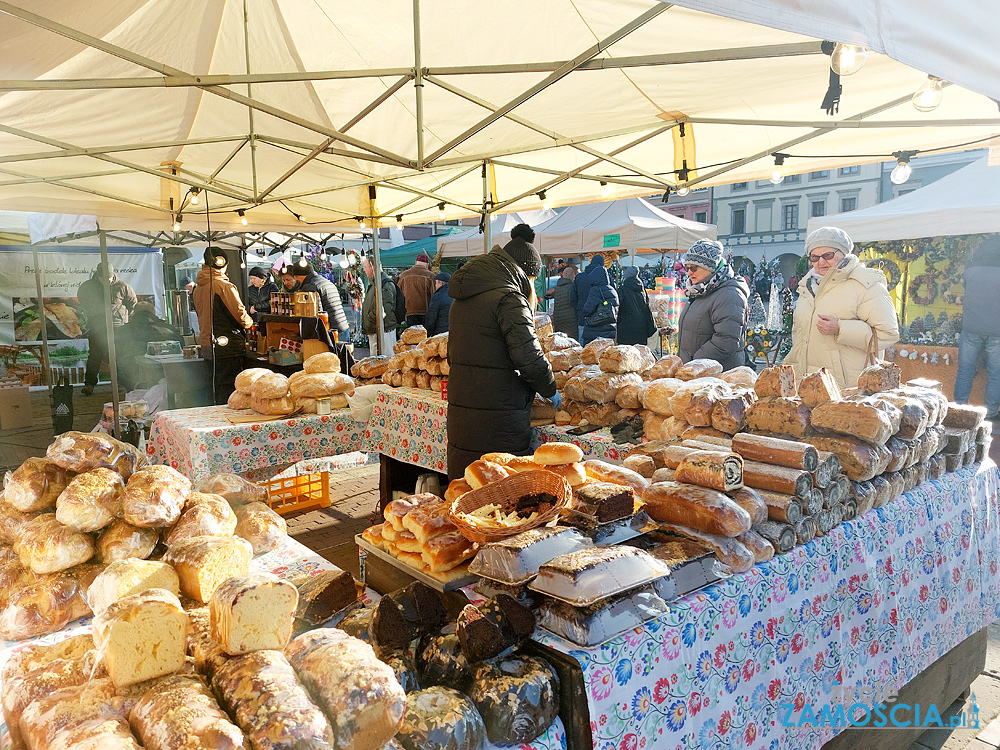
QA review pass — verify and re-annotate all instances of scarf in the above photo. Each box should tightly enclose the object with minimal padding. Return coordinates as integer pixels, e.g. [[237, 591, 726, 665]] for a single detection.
[[803, 267, 822, 296], [685, 262, 734, 300]]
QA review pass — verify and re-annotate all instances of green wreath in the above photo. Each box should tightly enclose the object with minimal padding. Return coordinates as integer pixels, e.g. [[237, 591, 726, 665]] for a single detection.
[[909, 273, 939, 306], [866, 258, 901, 291]]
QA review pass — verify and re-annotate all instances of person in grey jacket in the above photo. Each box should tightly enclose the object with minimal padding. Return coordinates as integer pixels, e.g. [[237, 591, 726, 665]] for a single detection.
[[676, 239, 749, 370], [955, 236, 1000, 424]]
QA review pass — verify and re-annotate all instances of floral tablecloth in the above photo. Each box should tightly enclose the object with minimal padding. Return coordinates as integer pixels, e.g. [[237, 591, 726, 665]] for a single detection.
[[365, 387, 449, 472], [533, 460, 1000, 750], [532, 425, 629, 462], [147, 405, 369, 481]]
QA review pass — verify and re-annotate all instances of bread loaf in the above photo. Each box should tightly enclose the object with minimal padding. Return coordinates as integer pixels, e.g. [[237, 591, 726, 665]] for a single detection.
[[464, 460, 510, 490], [20, 678, 142, 750], [811, 399, 897, 445], [213, 650, 335, 750], [804, 435, 891, 481], [681, 425, 730, 442], [130, 673, 245, 750], [93, 588, 188, 687], [0, 573, 80, 640], [674, 450, 744, 492], [234, 501, 287, 555], [197, 473, 268, 506], [752, 521, 796, 554], [292, 569, 360, 631], [729, 486, 768, 525], [286, 628, 407, 750], [741, 460, 813, 496], [583, 371, 643, 404], [730, 433, 818, 471], [164, 535, 253, 603], [646, 355, 681, 380], [614, 383, 644, 410], [54, 467, 124, 532], [711, 392, 755, 434], [798, 368, 842, 407], [580, 337, 614, 365], [719, 366, 758, 387], [745, 397, 812, 438], [88, 559, 180, 616], [738, 528, 774, 563], [251, 371, 290, 400], [598, 345, 646, 373], [872, 393, 929, 440], [15, 513, 94, 574], [401, 325, 427, 344], [290, 371, 355, 398], [622, 454, 656, 479], [303, 351, 342, 374], [642, 481, 752, 537], [683, 384, 728, 426], [4, 458, 71, 512], [754, 365, 796, 398], [857, 362, 901, 394], [657, 523, 754, 573], [674, 358, 723, 381], [236, 368, 272, 394], [209, 572, 297, 655], [45, 430, 147, 478], [123, 464, 191, 528], [0, 501, 35, 546], [165, 492, 238, 546], [253, 395, 297, 415], [582, 459, 650, 494], [228, 390, 253, 409], [668, 379, 720, 420]]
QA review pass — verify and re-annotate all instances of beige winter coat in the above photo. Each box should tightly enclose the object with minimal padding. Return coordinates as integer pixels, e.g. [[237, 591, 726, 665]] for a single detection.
[[783, 255, 899, 390]]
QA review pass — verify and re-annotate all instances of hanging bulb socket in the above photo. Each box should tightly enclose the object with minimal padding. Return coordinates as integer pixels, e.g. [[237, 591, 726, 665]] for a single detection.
[[769, 153, 787, 185], [912, 75, 944, 112], [297, 213, 307, 223], [237, 210, 247, 227], [438, 202, 446, 221], [190, 188, 200, 205], [173, 215, 182, 232], [829, 43, 866, 76], [890, 150, 916, 185], [538, 190, 549, 210], [600, 181, 609, 198], [675, 186, 690, 197], [396, 214, 404, 231]]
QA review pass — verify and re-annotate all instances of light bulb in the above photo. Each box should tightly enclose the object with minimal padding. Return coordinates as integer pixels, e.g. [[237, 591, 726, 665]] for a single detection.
[[890, 160, 912, 185], [238, 210, 247, 226], [297, 213, 307, 223], [830, 44, 866, 76], [172, 216, 181, 232], [396, 215, 403, 231], [339, 258, 349, 269], [675, 186, 690, 197], [600, 182, 609, 198], [912, 77, 944, 112], [357, 216, 365, 229], [190, 189, 199, 205], [769, 167, 784, 185], [239, 260, 245, 269], [543, 198, 551, 210], [320, 251, 327, 260], [216, 335, 229, 347], [438, 203, 445, 221]]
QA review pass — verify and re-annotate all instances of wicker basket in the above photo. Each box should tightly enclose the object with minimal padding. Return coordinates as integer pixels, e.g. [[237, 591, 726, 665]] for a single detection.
[[449, 470, 573, 544]]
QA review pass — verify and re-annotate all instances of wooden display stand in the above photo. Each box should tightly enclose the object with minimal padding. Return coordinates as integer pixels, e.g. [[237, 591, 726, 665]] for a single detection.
[[891, 345, 986, 403]]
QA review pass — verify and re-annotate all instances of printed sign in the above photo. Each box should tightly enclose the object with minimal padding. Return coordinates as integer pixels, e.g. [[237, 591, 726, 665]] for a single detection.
[[603, 234, 620, 248]]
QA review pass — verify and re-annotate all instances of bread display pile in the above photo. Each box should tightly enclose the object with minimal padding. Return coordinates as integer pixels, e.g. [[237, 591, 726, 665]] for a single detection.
[[351, 353, 394, 385], [380, 330, 450, 391], [229, 354, 355, 415]]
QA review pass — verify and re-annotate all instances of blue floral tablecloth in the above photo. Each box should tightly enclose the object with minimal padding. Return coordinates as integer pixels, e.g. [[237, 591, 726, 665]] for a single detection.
[[533, 460, 1000, 750], [147, 405, 369, 481], [532, 424, 628, 462], [365, 387, 449, 472]]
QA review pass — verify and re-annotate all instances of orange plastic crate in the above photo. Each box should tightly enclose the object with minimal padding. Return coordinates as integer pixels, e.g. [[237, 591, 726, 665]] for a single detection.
[[263, 471, 331, 515]]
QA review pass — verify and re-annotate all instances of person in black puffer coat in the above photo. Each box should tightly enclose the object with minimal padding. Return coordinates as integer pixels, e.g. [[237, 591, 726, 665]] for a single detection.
[[616, 266, 656, 345], [547, 265, 578, 338], [447, 224, 558, 480], [570, 254, 604, 340], [580, 261, 619, 345], [292, 259, 349, 337]]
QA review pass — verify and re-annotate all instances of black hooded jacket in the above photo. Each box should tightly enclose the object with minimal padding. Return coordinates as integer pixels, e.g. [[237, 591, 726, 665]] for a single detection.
[[298, 270, 349, 333], [446, 247, 556, 479]]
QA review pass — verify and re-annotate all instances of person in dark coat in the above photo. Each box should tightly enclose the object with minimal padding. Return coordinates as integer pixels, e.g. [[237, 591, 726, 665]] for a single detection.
[[247, 267, 278, 323], [676, 239, 749, 371], [955, 235, 1000, 425], [580, 262, 619, 345], [115, 302, 183, 391], [616, 266, 655, 345], [292, 259, 349, 337], [447, 224, 558, 480], [78, 262, 137, 395], [423, 272, 453, 336], [547, 265, 578, 338], [570, 254, 604, 340]]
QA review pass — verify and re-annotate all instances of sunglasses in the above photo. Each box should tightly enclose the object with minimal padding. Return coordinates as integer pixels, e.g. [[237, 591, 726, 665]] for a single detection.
[[808, 250, 841, 264], [683, 264, 703, 274]]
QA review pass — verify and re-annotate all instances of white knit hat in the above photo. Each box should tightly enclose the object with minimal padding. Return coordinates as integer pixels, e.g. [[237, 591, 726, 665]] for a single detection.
[[805, 226, 854, 256]]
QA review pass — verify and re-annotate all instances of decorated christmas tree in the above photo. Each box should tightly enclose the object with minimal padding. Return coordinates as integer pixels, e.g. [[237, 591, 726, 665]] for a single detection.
[[747, 292, 767, 327]]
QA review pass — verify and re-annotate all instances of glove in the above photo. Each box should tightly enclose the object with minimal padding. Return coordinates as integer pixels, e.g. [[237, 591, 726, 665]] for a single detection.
[[549, 392, 563, 409]]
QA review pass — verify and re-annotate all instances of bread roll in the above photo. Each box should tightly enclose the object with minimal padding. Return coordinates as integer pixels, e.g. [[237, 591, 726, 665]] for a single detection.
[[227, 390, 252, 409], [421, 530, 477, 572], [464, 460, 510, 490], [130, 673, 245, 750], [45, 430, 147, 479], [754, 365, 796, 398], [123, 464, 191, 528], [251, 371, 290, 400], [165, 491, 238, 546], [545, 462, 588, 487], [87, 559, 180, 616], [15, 513, 94, 574], [674, 450, 744, 492], [719, 366, 758, 387], [164, 535, 253, 603], [209, 572, 297, 655], [640, 378, 686, 415], [674, 358, 723, 381], [642, 481, 752, 537], [533, 442, 584, 465], [290, 371, 355, 397], [234, 501, 287, 555], [304, 351, 342, 374], [96, 519, 160, 563], [657, 523, 754, 573], [402, 500, 458, 543], [236, 368, 272, 394], [445, 478, 473, 503], [3, 458, 71, 513], [582, 459, 650, 494], [55, 467, 124, 532], [580, 337, 614, 365], [798, 367, 842, 407], [384, 492, 440, 532], [730, 433, 819, 471]]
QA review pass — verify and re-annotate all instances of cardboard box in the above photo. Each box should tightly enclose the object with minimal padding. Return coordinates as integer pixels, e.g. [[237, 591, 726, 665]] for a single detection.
[[268, 348, 303, 366], [0, 385, 32, 430]]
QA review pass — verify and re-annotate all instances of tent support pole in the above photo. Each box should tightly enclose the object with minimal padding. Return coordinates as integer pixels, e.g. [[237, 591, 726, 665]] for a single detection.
[[413, 0, 425, 169], [30, 245, 51, 389], [372, 217, 384, 356], [99, 231, 121, 439], [483, 160, 492, 254]]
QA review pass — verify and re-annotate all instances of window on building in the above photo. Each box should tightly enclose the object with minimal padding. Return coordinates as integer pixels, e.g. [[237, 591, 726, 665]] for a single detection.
[[732, 182, 748, 191], [732, 207, 746, 234], [810, 170, 830, 179], [811, 200, 826, 217], [755, 204, 772, 233], [840, 196, 858, 212], [782, 204, 799, 230], [785, 174, 801, 184], [838, 166, 860, 175], [694, 211, 708, 223]]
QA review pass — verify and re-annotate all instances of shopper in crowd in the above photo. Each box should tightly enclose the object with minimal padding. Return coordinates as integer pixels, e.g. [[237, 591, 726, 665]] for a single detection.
[[279, 267, 299, 293], [193, 247, 253, 404], [423, 272, 453, 336], [580, 258, 619, 345], [447, 223, 558, 480], [784, 227, 898, 389], [616, 266, 656, 346], [78, 262, 137, 396], [115, 301, 183, 391], [676, 239, 749, 371], [291, 258, 349, 338], [547, 264, 578, 338], [571, 254, 604, 340], [398, 252, 436, 327], [954, 236, 1000, 428], [361, 256, 398, 353], [247, 267, 278, 323]]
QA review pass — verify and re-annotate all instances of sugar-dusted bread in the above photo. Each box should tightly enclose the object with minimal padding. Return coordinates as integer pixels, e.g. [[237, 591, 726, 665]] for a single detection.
[[96, 519, 160, 563], [209, 572, 298, 655], [87, 559, 180, 617], [228, 390, 252, 410], [164, 492, 238, 546], [303, 351, 343, 374], [55, 467, 125, 532], [20, 678, 142, 750], [92, 588, 189, 687], [15, 513, 94, 574], [164, 535, 253, 603], [251, 371, 290, 400], [123, 464, 191, 528], [289, 371, 355, 398], [234, 501, 287, 555], [129, 673, 245, 750], [235, 367, 272, 394], [3, 457, 72, 512]]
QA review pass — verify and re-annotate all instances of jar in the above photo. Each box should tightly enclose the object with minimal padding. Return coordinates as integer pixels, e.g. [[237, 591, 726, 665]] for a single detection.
[[316, 397, 332, 415]]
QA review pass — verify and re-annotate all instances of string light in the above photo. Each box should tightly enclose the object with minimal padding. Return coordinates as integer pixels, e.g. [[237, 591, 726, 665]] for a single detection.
[[912, 76, 944, 112], [600, 181, 609, 198], [769, 153, 786, 185], [829, 43, 866, 76], [357, 216, 365, 229], [438, 202, 446, 221], [396, 214, 403, 231], [190, 188, 200, 205], [319, 248, 328, 260], [676, 164, 691, 196], [297, 213, 307, 223], [675, 186, 690, 197], [339, 256, 349, 269], [890, 151, 915, 185], [173, 215, 182, 232], [237, 210, 247, 226], [538, 190, 550, 210]]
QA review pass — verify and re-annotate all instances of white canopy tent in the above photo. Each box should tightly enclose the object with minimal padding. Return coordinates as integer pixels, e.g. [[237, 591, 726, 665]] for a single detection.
[[533, 197, 716, 257], [0, 1, 995, 236], [808, 157, 1000, 242], [437, 210, 556, 258]]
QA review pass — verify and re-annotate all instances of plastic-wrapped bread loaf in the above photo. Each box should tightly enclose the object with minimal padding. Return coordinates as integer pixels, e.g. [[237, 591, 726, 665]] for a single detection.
[[598, 345, 646, 373], [251, 371, 290, 400], [93, 588, 189, 687], [290, 372, 355, 398], [810, 399, 898, 445], [622, 454, 656, 479], [209, 572, 298, 655], [641, 481, 752, 537], [754, 365, 796, 398], [582, 372, 643, 404], [728, 487, 768, 525], [745, 397, 812, 438], [164, 535, 253, 603], [740, 460, 813, 497], [657, 523, 754, 573], [674, 450, 744, 492], [804, 435, 891, 481], [45, 430, 148, 479], [582, 459, 650, 494], [0, 501, 35, 546], [253, 395, 297, 415], [638, 378, 685, 415], [614, 383, 646, 410], [738, 528, 774, 563], [164, 492, 238, 546], [397, 687, 486, 750], [548, 347, 583, 372], [797, 368, 842, 407], [730, 433, 819, 470], [719, 366, 758, 387], [872, 393, 929, 440], [212, 650, 336, 750], [351, 355, 393, 379], [21, 678, 142, 750], [674, 358, 723, 381], [467, 655, 559, 746], [286, 628, 407, 750], [87, 559, 180, 616], [710, 392, 755, 434], [228, 390, 252, 409], [539, 332, 577, 352], [3, 457, 72, 512], [580, 337, 614, 365], [54, 467, 124, 532], [857, 362, 901, 394], [0, 572, 83, 640], [15, 513, 94, 574], [123, 464, 191, 528], [684, 384, 729, 426], [197, 473, 268, 506], [291, 569, 360, 632], [129, 673, 245, 750], [646, 355, 682, 379], [96, 519, 160, 563], [185, 607, 230, 678], [755, 489, 802, 523], [234, 501, 287, 555]]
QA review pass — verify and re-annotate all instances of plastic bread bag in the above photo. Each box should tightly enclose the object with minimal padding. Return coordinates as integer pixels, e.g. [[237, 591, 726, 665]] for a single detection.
[[468, 527, 592, 585], [396, 687, 485, 750], [417, 629, 476, 693], [347, 384, 392, 424], [15, 514, 95, 575], [467, 655, 560, 745], [45, 430, 148, 479], [529, 546, 672, 607], [196, 473, 267, 507], [234, 502, 287, 556], [123, 465, 191, 528], [55, 468, 125, 533], [0, 496, 37, 545], [0, 573, 79, 640], [4, 458, 73, 512], [537, 585, 670, 647]]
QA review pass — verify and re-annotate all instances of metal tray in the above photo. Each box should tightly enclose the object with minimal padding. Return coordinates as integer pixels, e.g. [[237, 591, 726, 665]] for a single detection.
[[355, 535, 478, 593]]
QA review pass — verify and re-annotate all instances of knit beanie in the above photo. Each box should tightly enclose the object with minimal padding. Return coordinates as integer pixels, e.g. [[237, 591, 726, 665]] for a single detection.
[[503, 224, 542, 277], [682, 239, 725, 271], [624, 266, 639, 278], [805, 226, 854, 256], [204, 247, 227, 269]]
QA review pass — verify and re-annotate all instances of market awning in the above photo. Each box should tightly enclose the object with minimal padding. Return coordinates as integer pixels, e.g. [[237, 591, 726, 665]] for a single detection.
[[378, 227, 465, 267], [438, 210, 557, 258]]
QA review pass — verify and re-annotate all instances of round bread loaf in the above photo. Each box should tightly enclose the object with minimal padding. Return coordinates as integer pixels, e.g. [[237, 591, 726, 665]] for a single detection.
[[303, 352, 342, 374], [400, 325, 428, 345], [544, 462, 587, 486], [235, 368, 271, 395], [227, 390, 252, 410], [533, 442, 584, 465], [464, 460, 509, 490], [250, 372, 289, 400], [252, 396, 296, 416], [289, 372, 354, 398]]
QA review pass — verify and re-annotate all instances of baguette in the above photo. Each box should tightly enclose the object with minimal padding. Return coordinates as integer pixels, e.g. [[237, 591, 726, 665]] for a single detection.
[[674, 450, 744, 492], [738, 528, 774, 563], [755, 489, 802, 524], [740, 460, 813, 496], [656, 523, 754, 573], [751, 521, 795, 554], [728, 487, 768, 525], [730, 433, 818, 471], [794, 516, 816, 545], [641, 481, 752, 537], [582, 460, 650, 494]]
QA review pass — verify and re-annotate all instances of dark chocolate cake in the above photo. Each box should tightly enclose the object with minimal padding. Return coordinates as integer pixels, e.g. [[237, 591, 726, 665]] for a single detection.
[[573, 482, 634, 522]]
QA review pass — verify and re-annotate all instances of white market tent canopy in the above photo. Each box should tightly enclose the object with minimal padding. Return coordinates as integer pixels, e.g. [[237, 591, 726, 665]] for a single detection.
[[808, 157, 1000, 242], [437, 210, 556, 257], [0, 2, 997, 237], [534, 196, 716, 257]]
